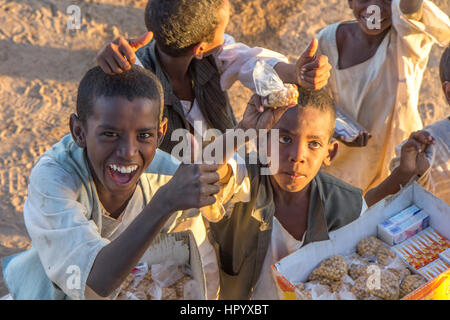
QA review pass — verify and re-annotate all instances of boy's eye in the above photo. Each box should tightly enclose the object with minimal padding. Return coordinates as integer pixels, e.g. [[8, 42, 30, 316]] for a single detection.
[[309, 141, 322, 149], [138, 132, 153, 139], [103, 132, 118, 138], [279, 136, 292, 144]]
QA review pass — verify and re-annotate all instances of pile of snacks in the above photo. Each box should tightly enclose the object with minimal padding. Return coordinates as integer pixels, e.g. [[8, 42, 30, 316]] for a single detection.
[[116, 261, 198, 300], [116, 233, 202, 300], [292, 236, 429, 300]]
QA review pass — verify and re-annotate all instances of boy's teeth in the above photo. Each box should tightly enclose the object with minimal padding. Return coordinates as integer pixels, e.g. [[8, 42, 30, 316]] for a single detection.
[[109, 164, 138, 174]]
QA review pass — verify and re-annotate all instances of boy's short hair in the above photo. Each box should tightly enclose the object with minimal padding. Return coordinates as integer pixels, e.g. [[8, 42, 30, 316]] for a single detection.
[[76, 65, 164, 125], [145, 0, 225, 57], [297, 87, 337, 139], [439, 46, 450, 84]]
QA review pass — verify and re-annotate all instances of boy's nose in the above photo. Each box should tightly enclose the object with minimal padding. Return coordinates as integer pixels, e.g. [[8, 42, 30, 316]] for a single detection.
[[116, 136, 138, 159], [288, 143, 307, 164]]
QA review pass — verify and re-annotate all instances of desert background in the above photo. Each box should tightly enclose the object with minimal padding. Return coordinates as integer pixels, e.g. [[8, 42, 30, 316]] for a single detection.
[[0, 0, 448, 296]]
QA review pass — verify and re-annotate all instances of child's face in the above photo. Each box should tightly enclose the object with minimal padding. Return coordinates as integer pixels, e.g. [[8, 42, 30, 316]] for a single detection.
[[201, 0, 231, 56], [269, 106, 337, 193], [72, 96, 166, 198], [349, 0, 392, 36]]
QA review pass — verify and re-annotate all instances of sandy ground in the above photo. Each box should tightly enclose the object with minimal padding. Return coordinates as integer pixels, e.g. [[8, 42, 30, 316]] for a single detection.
[[0, 0, 448, 296]]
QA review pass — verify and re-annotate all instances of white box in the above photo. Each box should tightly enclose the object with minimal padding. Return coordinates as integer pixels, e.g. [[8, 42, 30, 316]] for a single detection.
[[273, 183, 450, 296]]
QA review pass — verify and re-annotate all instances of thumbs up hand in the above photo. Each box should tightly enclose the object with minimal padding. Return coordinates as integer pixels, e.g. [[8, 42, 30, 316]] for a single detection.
[[296, 38, 331, 90], [96, 32, 154, 75]]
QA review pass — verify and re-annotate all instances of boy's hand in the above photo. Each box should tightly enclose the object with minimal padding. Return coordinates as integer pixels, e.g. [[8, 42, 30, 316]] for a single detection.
[[158, 163, 220, 212], [399, 130, 434, 177], [96, 32, 154, 75], [296, 38, 331, 90], [238, 94, 295, 131], [334, 131, 372, 147]]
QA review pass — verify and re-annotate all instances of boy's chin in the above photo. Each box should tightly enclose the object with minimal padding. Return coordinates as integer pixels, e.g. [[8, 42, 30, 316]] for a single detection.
[[358, 21, 391, 36]]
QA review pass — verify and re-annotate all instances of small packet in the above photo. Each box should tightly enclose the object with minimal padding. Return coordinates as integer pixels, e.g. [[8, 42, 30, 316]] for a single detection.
[[253, 60, 299, 108], [334, 107, 369, 143]]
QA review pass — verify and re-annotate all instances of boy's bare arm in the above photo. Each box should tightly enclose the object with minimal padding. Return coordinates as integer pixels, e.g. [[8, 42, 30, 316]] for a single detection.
[[365, 131, 433, 207], [86, 163, 220, 297], [400, 0, 423, 15]]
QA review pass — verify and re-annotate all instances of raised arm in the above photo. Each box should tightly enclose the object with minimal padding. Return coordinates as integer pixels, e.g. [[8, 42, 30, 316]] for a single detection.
[[86, 163, 220, 297], [365, 130, 434, 207]]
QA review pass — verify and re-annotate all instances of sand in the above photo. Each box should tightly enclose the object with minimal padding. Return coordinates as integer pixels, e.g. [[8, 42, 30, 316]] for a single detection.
[[0, 0, 448, 296]]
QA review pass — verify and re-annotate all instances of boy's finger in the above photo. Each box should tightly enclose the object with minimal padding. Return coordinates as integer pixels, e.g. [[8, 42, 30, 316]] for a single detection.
[[112, 49, 132, 71], [200, 172, 221, 184], [300, 71, 330, 85], [129, 32, 154, 51], [200, 195, 217, 208], [200, 184, 221, 196], [97, 59, 114, 75], [301, 38, 319, 60], [200, 163, 219, 172], [105, 55, 124, 74], [119, 42, 137, 65]]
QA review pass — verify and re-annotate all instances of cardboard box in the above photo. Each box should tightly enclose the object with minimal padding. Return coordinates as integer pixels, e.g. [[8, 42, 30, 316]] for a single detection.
[[272, 183, 450, 300], [402, 268, 450, 300]]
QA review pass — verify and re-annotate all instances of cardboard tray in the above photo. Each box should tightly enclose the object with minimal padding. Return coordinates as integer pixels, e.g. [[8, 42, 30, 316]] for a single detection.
[[272, 182, 450, 300]]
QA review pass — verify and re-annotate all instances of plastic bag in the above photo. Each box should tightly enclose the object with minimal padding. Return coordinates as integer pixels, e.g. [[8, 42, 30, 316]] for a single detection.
[[253, 60, 299, 108]]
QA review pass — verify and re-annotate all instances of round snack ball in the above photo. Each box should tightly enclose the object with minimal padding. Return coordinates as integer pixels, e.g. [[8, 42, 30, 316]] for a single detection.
[[357, 236, 383, 257], [377, 247, 396, 266], [368, 270, 400, 300], [307, 255, 348, 281], [295, 282, 305, 292], [162, 287, 178, 300], [351, 275, 371, 300], [388, 268, 411, 282], [352, 270, 400, 300], [400, 275, 427, 298], [348, 263, 368, 280]]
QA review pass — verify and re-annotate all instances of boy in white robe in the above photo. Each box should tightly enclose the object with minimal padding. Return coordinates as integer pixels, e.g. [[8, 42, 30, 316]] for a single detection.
[[316, 0, 450, 192]]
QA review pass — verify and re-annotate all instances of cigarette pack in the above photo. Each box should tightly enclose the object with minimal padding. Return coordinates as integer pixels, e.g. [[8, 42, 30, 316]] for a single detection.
[[378, 205, 421, 230], [392, 227, 449, 270], [439, 248, 450, 265], [378, 210, 430, 246], [417, 259, 450, 281]]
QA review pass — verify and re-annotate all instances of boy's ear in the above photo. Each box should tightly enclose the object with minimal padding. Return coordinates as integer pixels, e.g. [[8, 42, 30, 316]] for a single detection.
[[69, 114, 87, 148], [157, 117, 168, 147], [323, 139, 339, 166], [192, 42, 206, 60], [443, 81, 450, 105]]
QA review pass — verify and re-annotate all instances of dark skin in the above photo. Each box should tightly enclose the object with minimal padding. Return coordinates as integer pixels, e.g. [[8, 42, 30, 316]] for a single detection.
[[267, 107, 338, 241], [338, 0, 423, 70], [70, 96, 222, 297]]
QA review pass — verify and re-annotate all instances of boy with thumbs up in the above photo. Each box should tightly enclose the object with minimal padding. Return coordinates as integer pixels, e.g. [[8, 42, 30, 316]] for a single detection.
[[96, 0, 331, 154], [314, 0, 450, 193]]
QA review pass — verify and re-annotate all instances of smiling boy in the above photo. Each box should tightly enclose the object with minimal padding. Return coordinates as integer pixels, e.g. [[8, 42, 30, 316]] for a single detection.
[[1, 66, 222, 300], [200, 88, 367, 299], [315, 0, 449, 192]]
